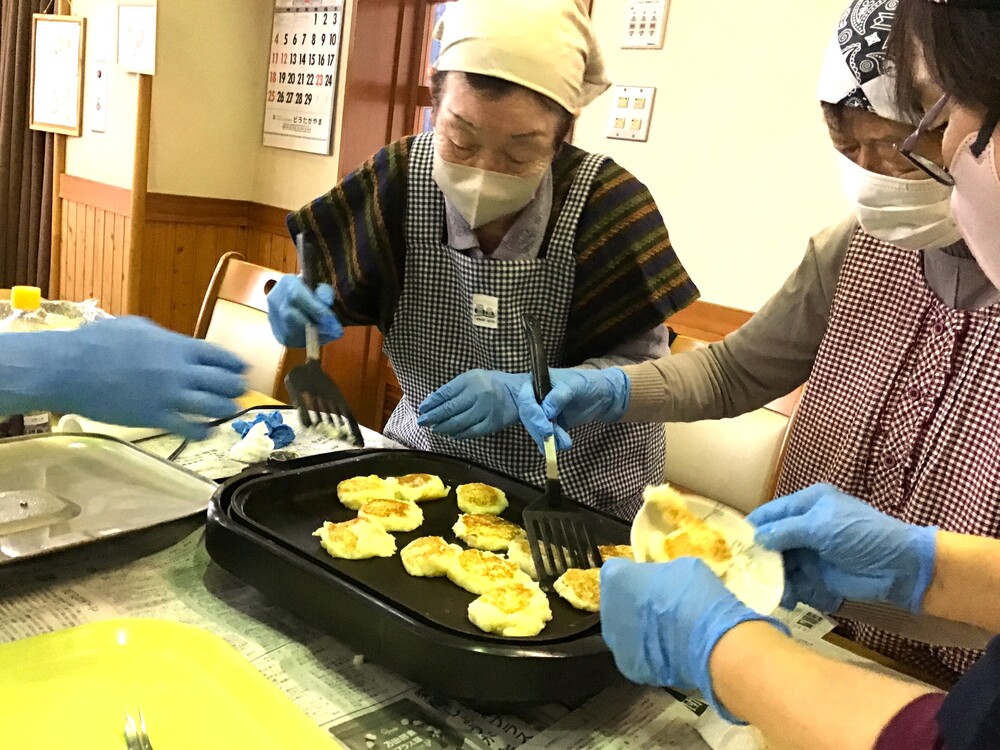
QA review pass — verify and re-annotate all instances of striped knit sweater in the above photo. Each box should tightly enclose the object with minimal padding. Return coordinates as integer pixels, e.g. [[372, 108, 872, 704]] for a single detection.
[[288, 135, 699, 364]]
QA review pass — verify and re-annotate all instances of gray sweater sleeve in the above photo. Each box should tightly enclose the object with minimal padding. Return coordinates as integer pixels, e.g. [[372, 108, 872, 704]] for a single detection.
[[620, 217, 857, 423]]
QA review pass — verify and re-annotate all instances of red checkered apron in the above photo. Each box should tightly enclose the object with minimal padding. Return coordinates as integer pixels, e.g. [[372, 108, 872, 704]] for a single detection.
[[775, 227, 1000, 682]]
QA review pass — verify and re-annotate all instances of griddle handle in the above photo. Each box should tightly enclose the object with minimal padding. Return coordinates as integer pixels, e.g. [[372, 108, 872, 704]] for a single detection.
[[521, 312, 551, 404]]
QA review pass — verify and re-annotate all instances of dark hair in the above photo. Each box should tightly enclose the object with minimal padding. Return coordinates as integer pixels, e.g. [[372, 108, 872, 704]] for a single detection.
[[888, 1, 1000, 155], [430, 70, 574, 147]]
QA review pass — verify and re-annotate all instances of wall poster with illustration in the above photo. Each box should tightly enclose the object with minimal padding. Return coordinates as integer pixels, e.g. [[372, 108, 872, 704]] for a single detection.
[[30, 14, 86, 137]]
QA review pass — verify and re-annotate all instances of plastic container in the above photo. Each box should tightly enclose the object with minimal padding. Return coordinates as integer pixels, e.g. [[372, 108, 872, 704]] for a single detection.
[[0, 286, 52, 435]]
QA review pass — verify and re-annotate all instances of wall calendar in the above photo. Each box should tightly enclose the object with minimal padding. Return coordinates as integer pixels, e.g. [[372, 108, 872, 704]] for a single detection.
[[263, 0, 344, 155]]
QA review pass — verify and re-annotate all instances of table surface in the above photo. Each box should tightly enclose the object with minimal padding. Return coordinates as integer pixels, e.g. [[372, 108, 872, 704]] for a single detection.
[[0, 396, 948, 747]]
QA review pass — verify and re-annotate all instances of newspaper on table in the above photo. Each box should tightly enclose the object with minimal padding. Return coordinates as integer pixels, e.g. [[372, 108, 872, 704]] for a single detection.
[[137, 406, 402, 481], [1, 410, 922, 750], [0, 520, 717, 750]]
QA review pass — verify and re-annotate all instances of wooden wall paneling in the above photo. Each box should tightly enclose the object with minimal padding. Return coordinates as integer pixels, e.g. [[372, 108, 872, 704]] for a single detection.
[[111, 215, 127, 315], [102, 210, 117, 313], [61, 200, 73, 297], [92, 209, 106, 302], [245, 228, 261, 267], [149, 223, 174, 326], [267, 232, 283, 271], [216, 226, 249, 270], [82, 205, 96, 299], [170, 224, 198, 334], [74, 201, 86, 301], [280, 233, 296, 273], [193, 224, 221, 333]]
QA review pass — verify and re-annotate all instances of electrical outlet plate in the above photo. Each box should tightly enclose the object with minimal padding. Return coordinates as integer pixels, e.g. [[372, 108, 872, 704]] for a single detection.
[[622, 0, 669, 50], [606, 86, 656, 142]]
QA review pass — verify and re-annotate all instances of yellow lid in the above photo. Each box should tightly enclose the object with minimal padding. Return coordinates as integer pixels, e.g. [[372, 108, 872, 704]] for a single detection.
[[10, 286, 42, 312]]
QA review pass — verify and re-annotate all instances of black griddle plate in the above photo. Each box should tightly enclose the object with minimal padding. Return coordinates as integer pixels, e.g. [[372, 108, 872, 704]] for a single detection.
[[227, 449, 629, 644]]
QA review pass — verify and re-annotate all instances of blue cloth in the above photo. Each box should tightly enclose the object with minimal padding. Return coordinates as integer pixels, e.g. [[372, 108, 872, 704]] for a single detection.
[[232, 411, 295, 449]]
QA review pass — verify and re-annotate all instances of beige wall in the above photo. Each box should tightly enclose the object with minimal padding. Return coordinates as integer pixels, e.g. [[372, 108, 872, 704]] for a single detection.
[[148, 0, 270, 200], [573, 0, 852, 312], [148, 0, 354, 211], [64, 0, 140, 190]]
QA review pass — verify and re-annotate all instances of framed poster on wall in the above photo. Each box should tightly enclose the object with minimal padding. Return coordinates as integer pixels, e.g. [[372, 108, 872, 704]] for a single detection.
[[117, 2, 157, 75], [262, 0, 344, 155], [29, 14, 86, 136]]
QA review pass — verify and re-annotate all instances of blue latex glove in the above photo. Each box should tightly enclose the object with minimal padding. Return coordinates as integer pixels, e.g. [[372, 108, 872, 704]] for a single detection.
[[0, 317, 247, 441], [747, 484, 939, 613], [232, 411, 295, 449], [514, 367, 630, 452], [601, 557, 789, 723], [417, 371, 529, 439], [266, 275, 343, 348]]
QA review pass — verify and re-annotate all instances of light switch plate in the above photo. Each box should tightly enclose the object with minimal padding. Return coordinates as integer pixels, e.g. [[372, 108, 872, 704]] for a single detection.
[[606, 86, 656, 142], [622, 0, 669, 49], [91, 57, 108, 133]]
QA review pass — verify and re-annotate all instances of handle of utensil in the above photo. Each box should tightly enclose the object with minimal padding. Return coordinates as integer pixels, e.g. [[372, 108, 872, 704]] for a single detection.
[[295, 233, 320, 291], [296, 233, 322, 362], [521, 312, 551, 404]]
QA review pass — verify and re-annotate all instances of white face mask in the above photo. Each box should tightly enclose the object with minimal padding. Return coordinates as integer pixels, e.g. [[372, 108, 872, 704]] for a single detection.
[[432, 154, 546, 229], [950, 134, 1000, 289], [836, 150, 963, 251]]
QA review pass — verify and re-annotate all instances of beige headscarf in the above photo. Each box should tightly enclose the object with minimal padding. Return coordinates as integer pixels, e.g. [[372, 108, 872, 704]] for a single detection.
[[433, 0, 611, 115]]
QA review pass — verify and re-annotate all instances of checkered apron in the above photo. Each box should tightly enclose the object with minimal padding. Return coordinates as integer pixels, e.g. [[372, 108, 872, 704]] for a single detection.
[[776, 227, 1000, 681], [382, 133, 665, 519]]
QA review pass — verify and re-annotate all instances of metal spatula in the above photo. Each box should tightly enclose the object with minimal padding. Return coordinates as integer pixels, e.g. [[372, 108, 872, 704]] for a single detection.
[[520, 312, 601, 592], [284, 234, 363, 446]]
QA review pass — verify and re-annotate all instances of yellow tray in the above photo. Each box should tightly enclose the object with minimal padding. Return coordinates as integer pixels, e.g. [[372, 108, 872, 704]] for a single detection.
[[0, 619, 339, 749]]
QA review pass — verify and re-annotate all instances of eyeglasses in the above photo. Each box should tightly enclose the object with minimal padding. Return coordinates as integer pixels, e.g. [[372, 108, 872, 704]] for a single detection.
[[896, 94, 956, 186]]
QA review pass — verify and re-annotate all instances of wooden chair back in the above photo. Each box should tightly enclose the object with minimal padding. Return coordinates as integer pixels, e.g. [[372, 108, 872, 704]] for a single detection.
[[194, 252, 303, 399]]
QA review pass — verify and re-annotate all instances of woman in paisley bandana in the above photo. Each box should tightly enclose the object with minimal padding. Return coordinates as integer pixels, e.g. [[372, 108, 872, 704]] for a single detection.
[[515, 0, 1000, 685]]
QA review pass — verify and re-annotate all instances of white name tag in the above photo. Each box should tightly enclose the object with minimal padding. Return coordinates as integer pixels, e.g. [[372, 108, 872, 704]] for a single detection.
[[471, 294, 499, 329]]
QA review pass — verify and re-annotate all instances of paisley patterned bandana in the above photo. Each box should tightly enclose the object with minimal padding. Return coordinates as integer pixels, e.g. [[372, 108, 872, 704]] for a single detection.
[[923, 0, 1000, 7], [817, 0, 917, 124]]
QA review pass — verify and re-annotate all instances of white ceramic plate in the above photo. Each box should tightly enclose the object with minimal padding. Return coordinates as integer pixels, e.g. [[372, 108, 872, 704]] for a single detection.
[[631, 493, 784, 614]]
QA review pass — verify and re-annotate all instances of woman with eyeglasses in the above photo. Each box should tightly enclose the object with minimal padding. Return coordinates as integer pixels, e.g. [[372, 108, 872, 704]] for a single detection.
[[592, 2, 1000, 747], [504, 0, 1000, 685], [263, 0, 697, 520]]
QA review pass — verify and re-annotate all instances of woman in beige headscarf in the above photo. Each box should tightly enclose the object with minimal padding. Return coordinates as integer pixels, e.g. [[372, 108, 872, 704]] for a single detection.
[[267, 0, 698, 518]]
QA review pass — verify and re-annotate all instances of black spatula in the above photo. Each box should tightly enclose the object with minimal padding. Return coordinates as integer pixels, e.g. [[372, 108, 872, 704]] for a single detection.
[[284, 234, 363, 446], [520, 312, 601, 591]]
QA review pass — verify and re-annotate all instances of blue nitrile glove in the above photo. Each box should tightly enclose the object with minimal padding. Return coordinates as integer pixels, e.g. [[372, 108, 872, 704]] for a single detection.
[[417, 370, 529, 439], [232, 411, 295, 449], [514, 367, 630, 452], [601, 557, 790, 724], [266, 275, 343, 348], [747, 484, 939, 614], [0, 317, 247, 441]]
